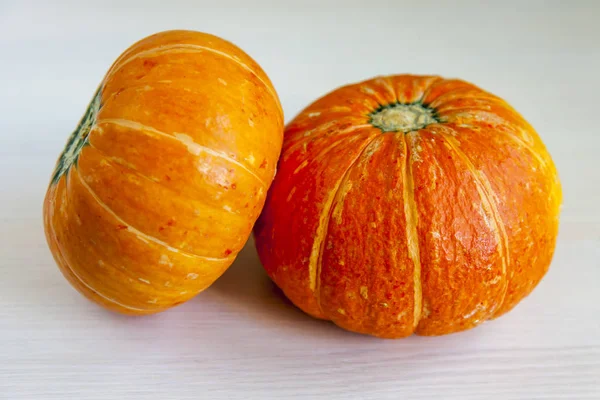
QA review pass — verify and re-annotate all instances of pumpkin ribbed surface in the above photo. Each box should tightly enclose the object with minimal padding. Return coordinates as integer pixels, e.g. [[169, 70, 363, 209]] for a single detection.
[[254, 75, 561, 338], [44, 30, 283, 314]]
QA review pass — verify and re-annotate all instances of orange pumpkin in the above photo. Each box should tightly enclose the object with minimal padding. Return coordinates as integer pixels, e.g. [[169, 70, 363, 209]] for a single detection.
[[254, 75, 561, 338], [43, 30, 283, 314]]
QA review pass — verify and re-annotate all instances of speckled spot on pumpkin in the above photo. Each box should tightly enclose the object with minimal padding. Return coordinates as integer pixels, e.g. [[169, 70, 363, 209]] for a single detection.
[[286, 187, 297, 202], [360, 85, 376, 95], [293, 160, 309, 174], [159, 254, 173, 268], [422, 301, 431, 318], [360, 286, 368, 300]]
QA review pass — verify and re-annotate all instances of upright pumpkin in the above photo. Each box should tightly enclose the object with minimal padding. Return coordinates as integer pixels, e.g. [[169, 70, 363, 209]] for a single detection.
[[44, 30, 283, 314], [254, 75, 561, 338]]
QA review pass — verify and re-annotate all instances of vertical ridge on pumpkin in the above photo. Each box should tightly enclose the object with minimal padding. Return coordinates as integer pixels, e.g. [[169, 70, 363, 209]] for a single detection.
[[104, 43, 280, 110], [497, 127, 550, 170], [439, 130, 510, 316], [443, 116, 549, 170], [419, 76, 444, 103], [74, 168, 231, 262], [96, 118, 267, 188], [318, 134, 386, 330], [49, 178, 153, 312], [379, 76, 397, 99], [387, 75, 442, 104], [85, 141, 240, 218], [401, 133, 423, 329], [63, 166, 232, 308], [309, 132, 382, 313], [284, 122, 371, 156], [53, 232, 153, 312]]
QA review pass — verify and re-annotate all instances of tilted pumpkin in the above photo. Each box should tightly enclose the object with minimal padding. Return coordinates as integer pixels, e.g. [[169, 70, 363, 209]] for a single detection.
[[44, 30, 283, 314], [254, 75, 562, 338]]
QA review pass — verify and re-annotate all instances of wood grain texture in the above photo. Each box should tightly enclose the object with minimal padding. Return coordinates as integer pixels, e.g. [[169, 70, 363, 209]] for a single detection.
[[1, 1, 599, 399]]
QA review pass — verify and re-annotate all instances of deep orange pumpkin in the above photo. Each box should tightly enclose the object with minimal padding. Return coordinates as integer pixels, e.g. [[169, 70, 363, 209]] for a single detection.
[[44, 30, 283, 314], [254, 75, 561, 338]]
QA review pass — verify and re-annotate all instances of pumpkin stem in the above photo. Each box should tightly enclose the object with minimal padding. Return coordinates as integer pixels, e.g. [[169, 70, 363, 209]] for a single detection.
[[369, 103, 437, 133], [51, 85, 103, 184]]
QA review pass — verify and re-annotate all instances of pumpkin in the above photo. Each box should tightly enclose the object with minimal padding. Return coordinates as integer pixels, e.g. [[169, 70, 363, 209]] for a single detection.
[[43, 30, 283, 314], [254, 75, 561, 338]]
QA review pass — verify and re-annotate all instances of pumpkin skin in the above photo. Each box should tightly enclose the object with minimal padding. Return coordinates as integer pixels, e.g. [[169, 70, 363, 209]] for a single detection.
[[43, 30, 283, 314], [254, 75, 561, 338]]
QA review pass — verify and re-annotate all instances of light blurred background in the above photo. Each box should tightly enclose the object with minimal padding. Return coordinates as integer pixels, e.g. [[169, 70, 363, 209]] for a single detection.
[[1, 0, 597, 226]]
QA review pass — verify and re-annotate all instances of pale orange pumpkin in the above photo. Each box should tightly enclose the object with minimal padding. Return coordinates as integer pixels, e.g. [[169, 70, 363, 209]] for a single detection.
[[254, 75, 562, 338], [44, 30, 283, 314]]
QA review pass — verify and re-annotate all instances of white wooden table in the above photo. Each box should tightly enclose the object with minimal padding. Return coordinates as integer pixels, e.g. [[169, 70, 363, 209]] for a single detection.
[[1, 1, 599, 398]]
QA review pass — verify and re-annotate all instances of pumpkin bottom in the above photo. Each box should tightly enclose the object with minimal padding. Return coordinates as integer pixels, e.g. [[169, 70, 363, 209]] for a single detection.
[[272, 260, 551, 339], [49, 237, 231, 315], [283, 289, 542, 339], [43, 183, 234, 315]]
